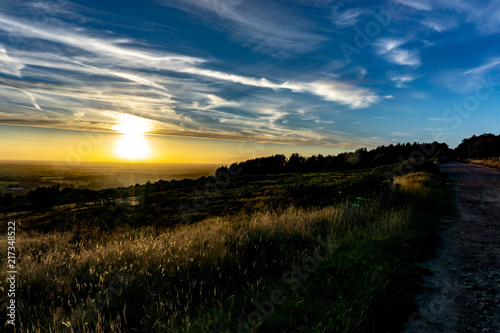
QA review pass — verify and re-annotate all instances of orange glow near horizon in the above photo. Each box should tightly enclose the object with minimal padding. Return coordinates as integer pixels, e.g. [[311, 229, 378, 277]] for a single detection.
[[0, 124, 347, 165], [112, 114, 152, 161]]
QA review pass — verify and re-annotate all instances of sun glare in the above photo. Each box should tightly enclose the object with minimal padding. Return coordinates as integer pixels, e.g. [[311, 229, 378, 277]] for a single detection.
[[113, 114, 152, 160]]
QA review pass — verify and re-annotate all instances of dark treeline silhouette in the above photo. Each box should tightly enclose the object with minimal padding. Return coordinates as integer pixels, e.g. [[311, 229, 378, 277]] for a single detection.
[[455, 133, 500, 159], [217, 141, 452, 176]]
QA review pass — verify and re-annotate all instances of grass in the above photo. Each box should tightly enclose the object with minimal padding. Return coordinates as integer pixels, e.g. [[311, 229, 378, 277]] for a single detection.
[[467, 159, 500, 170], [393, 172, 434, 195], [1, 167, 452, 332]]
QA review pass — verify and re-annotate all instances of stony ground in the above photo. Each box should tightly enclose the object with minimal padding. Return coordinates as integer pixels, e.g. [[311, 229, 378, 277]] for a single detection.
[[405, 162, 500, 332]]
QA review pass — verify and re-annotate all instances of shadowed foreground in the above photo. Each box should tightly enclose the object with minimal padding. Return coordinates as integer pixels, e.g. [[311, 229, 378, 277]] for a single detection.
[[1, 168, 448, 332]]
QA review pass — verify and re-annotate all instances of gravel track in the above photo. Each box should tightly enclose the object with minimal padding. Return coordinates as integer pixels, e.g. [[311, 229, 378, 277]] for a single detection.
[[405, 162, 500, 332]]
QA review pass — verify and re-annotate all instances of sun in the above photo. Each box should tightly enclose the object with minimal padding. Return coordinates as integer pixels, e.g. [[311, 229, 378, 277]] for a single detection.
[[114, 135, 151, 160], [112, 114, 152, 160]]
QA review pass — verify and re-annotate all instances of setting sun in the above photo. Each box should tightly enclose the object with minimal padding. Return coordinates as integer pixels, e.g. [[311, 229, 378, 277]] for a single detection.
[[112, 114, 152, 160]]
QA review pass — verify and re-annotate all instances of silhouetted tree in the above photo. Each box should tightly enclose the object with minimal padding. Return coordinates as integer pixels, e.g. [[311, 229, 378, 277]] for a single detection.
[[455, 133, 500, 159]]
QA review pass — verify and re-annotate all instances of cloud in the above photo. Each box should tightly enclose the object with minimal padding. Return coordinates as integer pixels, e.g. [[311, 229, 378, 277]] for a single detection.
[[0, 13, 379, 109], [331, 7, 367, 28], [373, 38, 406, 55], [159, 0, 326, 54], [435, 58, 500, 93], [0, 46, 24, 76], [356, 67, 368, 79], [432, 0, 500, 34], [373, 38, 421, 67], [190, 94, 241, 110], [396, 0, 433, 11], [412, 92, 428, 99], [305, 81, 379, 109], [432, 69, 477, 93], [388, 49, 421, 66], [22, 90, 43, 110], [463, 57, 500, 75], [178, 68, 379, 108], [390, 73, 417, 88], [0, 13, 205, 70], [314, 119, 335, 124], [421, 17, 457, 32]]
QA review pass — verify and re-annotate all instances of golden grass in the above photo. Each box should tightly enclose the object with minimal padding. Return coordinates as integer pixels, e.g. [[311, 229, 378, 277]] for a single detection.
[[393, 172, 433, 195], [468, 159, 500, 170], [1, 172, 439, 332]]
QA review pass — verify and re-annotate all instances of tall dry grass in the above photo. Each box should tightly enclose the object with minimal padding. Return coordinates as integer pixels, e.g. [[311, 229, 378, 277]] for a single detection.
[[1, 171, 444, 332], [393, 172, 434, 195], [468, 159, 500, 170]]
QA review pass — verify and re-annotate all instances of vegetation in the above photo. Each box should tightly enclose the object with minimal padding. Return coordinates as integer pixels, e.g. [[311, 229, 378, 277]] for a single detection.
[[467, 159, 500, 170], [1, 158, 453, 332], [455, 133, 500, 159], [217, 142, 451, 176]]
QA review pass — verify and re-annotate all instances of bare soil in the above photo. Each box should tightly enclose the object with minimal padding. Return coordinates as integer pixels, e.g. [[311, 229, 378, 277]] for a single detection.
[[405, 162, 500, 332]]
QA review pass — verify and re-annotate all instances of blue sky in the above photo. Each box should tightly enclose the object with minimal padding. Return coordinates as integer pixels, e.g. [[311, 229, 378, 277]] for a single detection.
[[1, 0, 500, 162]]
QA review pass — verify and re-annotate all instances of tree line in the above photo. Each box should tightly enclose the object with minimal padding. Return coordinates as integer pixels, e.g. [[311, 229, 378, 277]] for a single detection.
[[455, 133, 500, 159], [217, 141, 451, 176]]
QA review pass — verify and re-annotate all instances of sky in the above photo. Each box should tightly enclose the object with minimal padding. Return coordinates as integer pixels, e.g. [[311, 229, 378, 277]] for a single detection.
[[0, 0, 500, 164]]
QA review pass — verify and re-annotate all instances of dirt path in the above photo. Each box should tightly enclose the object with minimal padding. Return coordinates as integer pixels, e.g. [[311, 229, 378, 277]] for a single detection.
[[405, 162, 500, 333]]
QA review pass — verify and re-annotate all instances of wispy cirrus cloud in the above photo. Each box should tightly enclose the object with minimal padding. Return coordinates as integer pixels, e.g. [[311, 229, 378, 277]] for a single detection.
[[432, 0, 500, 34], [158, 0, 326, 54], [397, 0, 500, 35], [434, 57, 500, 93], [421, 17, 457, 32], [396, 0, 433, 11], [305, 81, 379, 109], [390, 73, 417, 88], [0, 12, 204, 68], [0, 46, 23, 76], [373, 38, 422, 67], [373, 38, 405, 54], [0, 12, 378, 109], [391, 50, 421, 66], [190, 94, 241, 111], [463, 57, 500, 75], [331, 7, 367, 28]]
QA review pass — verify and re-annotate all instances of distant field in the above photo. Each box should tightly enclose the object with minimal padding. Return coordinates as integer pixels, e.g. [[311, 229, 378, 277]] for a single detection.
[[0, 161, 219, 195]]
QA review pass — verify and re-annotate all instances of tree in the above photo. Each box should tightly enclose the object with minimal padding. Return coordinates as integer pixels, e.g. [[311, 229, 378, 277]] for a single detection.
[[1, 193, 13, 207]]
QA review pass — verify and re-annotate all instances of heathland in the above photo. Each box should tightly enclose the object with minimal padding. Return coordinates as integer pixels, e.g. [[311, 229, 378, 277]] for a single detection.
[[0, 139, 462, 332]]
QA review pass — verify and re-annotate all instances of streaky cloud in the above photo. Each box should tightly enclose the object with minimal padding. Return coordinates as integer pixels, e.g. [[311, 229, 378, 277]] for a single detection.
[[0, 46, 24, 77], [373, 38, 421, 67], [463, 57, 500, 75], [331, 7, 367, 28], [396, 0, 433, 11], [159, 0, 326, 54], [0, 13, 379, 109]]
